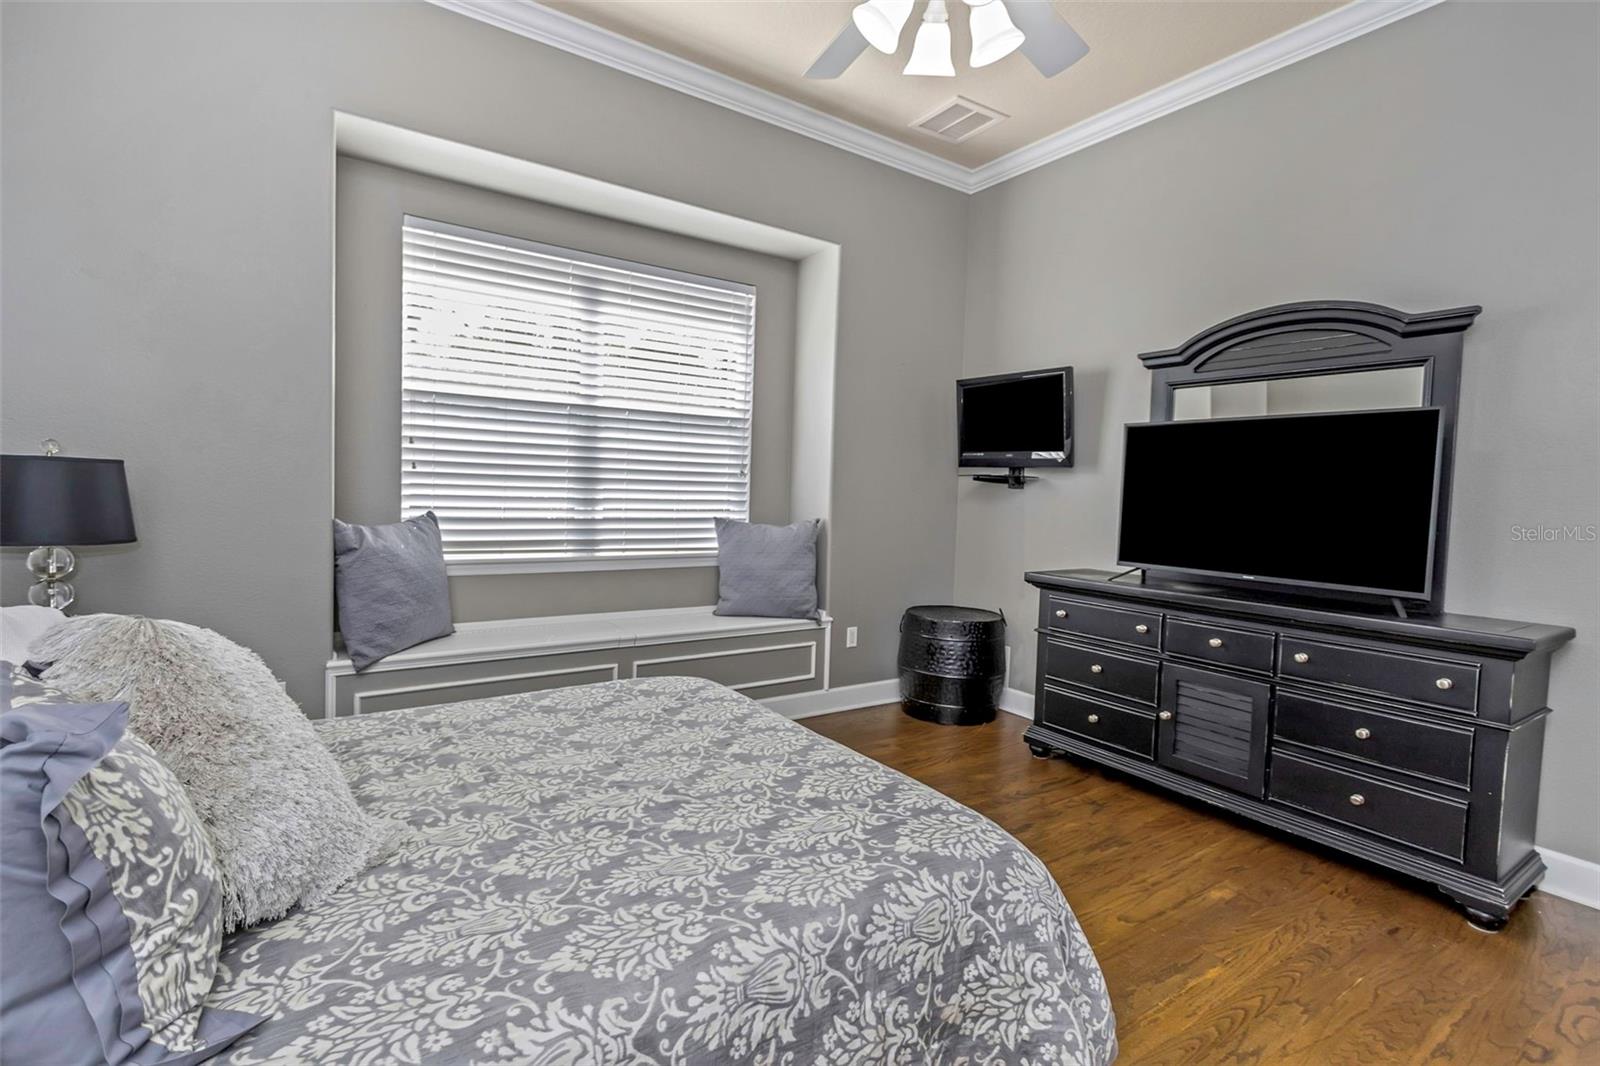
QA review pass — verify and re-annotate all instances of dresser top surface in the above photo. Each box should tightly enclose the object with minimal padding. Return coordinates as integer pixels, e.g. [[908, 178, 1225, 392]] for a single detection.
[[1026, 569, 1575, 657]]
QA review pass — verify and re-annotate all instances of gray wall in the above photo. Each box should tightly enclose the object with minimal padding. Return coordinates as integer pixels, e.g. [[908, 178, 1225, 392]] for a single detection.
[[956, 1, 1599, 862], [335, 157, 798, 622], [4, 1, 1594, 865], [1, 1, 969, 707]]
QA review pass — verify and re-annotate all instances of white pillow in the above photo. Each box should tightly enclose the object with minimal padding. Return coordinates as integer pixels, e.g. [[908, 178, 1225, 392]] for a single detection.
[[32, 614, 402, 931], [1, 605, 64, 663]]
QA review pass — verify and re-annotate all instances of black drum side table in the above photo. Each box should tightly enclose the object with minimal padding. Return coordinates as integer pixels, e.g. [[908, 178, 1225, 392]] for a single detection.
[[897, 605, 1006, 725]]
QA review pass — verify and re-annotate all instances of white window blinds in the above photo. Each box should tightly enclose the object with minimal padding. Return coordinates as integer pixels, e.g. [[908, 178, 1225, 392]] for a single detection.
[[401, 216, 756, 566]]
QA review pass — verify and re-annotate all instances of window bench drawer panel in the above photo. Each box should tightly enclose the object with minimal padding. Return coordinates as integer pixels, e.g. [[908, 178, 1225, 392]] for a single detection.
[[1040, 686, 1155, 758], [337, 652, 626, 717], [632, 636, 819, 692], [1270, 752, 1467, 860], [1274, 692, 1474, 786], [1042, 638, 1159, 705], [1277, 637, 1479, 714], [356, 662, 622, 716]]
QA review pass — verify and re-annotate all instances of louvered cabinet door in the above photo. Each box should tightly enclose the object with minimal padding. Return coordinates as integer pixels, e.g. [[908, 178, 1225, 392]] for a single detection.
[[1156, 664, 1272, 798]]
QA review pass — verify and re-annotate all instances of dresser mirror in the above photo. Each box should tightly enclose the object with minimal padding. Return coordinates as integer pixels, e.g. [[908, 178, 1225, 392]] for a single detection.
[[1171, 365, 1426, 420], [1137, 301, 1481, 615]]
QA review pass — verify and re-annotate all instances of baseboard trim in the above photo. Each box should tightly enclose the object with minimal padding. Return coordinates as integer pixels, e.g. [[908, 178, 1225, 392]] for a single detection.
[[1540, 849, 1600, 911], [760, 679, 901, 721], [999, 686, 1034, 719]]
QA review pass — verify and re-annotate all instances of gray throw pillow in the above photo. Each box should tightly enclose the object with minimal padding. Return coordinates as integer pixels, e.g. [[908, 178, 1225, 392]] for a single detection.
[[713, 517, 822, 620], [333, 511, 454, 670], [31, 617, 403, 932], [1, 664, 263, 1064]]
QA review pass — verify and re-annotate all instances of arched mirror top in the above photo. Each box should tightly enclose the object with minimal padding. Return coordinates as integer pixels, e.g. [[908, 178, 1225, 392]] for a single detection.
[[1139, 301, 1481, 423], [1135, 300, 1481, 615]]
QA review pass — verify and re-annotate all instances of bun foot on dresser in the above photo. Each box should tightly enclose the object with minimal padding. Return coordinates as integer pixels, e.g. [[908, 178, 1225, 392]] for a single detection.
[[1027, 741, 1057, 760], [1438, 853, 1541, 932], [1463, 907, 1510, 933]]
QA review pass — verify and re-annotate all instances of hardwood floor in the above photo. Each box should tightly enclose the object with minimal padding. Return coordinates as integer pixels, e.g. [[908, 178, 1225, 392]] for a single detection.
[[803, 704, 1600, 1065]]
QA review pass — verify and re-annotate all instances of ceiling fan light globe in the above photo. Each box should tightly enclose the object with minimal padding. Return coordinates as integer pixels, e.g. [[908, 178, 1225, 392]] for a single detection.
[[904, 20, 955, 76], [852, 0, 914, 54], [969, 0, 1025, 68]]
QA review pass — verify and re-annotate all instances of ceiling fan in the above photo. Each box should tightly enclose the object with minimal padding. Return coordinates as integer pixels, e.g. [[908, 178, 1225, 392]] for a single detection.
[[805, 0, 1089, 80]]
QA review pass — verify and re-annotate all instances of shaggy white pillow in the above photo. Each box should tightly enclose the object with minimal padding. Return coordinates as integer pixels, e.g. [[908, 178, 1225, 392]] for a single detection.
[[33, 615, 400, 931]]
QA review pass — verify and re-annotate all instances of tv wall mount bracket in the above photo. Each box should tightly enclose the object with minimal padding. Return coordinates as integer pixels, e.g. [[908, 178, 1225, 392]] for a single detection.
[[971, 467, 1038, 489]]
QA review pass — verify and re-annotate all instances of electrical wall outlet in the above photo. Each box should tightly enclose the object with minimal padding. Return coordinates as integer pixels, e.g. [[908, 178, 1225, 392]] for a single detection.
[[845, 626, 859, 648]]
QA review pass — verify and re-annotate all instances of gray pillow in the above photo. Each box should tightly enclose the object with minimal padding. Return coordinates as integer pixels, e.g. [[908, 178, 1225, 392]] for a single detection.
[[1, 664, 263, 1064], [32, 617, 402, 932], [713, 517, 822, 620], [333, 511, 454, 670]]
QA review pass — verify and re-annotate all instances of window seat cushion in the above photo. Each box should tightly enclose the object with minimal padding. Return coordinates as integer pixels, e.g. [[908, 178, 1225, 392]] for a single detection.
[[327, 605, 828, 673]]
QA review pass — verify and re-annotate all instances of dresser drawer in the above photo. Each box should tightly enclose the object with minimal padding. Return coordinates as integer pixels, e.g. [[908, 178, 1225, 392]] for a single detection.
[[1270, 752, 1467, 860], [1042, 595, 1162, 651], [1039, 686, 1155, 758], [1042, 638, 1159, 704], [1277, 638, 1479, 714], [1166, 617, 1275, 673], [1274, 692, 1474, 786]]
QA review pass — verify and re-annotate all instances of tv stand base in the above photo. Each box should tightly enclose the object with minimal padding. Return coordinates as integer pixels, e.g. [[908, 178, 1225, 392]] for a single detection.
[[1022, 567, 1574, 930]]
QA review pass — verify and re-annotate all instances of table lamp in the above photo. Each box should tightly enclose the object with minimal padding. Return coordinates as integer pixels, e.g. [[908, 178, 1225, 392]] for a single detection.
[[1, 440, 136, 610]]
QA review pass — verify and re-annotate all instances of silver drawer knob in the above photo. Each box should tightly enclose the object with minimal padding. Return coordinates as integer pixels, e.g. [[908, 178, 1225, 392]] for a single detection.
[[1208, 637, 1224, 648], [1054, 609, 1067, 619], [1089, 664, 1104, 674], [1158, 710, 1173, 721], [1135, 624, 1150, 635], [1354, 727, 1372, 740], [1349, 793, 1366, 807], [1435, 677, 1454, 691], [1293, 652, 1310, 664], [1086, 713, 1100, 724]]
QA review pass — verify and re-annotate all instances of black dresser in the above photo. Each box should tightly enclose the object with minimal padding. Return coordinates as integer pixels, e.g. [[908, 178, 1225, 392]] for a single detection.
[[1024, 568, 1575, 928]]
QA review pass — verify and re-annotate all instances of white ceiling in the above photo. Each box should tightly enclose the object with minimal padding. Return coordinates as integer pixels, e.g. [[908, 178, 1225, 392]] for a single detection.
[[435, 0, 1442, 192], [545, 0, 1343, 167]]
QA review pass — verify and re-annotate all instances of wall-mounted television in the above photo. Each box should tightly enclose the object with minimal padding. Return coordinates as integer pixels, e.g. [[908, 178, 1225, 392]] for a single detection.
[[1117, 407, 1445, 599], [957, 366, 1074, 469]]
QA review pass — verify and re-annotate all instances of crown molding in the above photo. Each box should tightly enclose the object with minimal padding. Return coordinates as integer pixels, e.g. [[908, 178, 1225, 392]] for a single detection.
[[428, 0, 974, 191], [965, 0, 1446, 191], [430, 0, 1444, 196]]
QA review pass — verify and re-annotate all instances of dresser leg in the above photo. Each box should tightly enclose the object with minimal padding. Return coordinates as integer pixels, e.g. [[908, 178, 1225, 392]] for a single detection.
[[1463, 907, 1509, 933], [1027, 741, 1056, 760], [1440, 866, 1536, 933]]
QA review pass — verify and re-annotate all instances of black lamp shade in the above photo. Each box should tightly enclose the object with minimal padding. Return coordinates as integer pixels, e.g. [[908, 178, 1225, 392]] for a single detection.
[[1, 455, 137, 546]]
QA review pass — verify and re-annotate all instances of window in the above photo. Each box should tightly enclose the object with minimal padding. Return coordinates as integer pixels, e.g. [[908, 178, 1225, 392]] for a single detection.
[[400, 217, 756, 569]]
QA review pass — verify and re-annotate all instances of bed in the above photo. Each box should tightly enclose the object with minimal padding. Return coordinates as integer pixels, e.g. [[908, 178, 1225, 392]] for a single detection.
[[207, 676, 1116, 1064]]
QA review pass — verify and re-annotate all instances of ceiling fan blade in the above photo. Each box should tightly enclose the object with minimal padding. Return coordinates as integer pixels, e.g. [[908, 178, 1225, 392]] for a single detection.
[[1006, 1, 1089, 78], [804, 22, 871, 79]]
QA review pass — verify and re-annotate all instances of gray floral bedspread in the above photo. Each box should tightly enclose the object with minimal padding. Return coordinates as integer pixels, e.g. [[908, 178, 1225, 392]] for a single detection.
[[208, 676, 1116, 1064]]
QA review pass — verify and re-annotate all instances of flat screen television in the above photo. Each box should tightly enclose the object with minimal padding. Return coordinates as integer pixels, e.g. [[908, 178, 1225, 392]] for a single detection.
[[957, 367, 1074, 468], [1117, 407, 1445, 599]]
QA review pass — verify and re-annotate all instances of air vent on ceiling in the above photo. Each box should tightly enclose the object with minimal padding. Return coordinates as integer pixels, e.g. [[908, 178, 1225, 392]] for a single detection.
[[912, 96, 1008, 143]]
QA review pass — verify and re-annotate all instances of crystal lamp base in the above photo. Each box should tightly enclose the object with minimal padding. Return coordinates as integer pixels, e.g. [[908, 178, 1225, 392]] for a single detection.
[[25, 545, 77, 611]]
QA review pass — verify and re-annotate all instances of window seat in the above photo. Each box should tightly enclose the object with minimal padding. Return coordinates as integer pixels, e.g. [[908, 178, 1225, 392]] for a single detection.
[[323, 606, 831, 717]]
